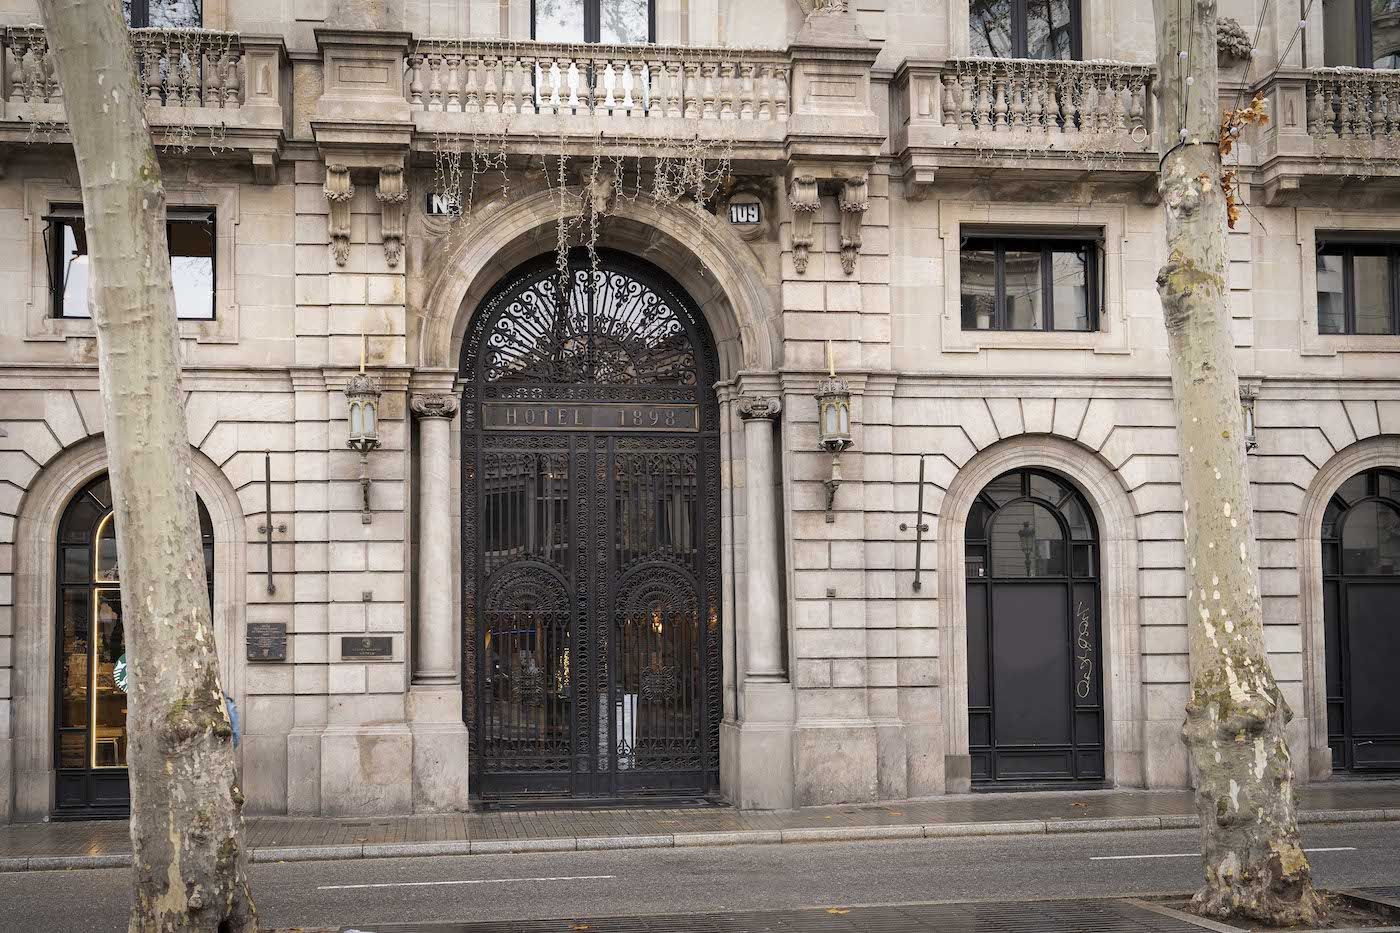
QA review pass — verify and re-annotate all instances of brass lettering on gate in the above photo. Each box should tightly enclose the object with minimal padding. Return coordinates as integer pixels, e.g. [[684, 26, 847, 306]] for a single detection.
[[483, 402, 699, 432]]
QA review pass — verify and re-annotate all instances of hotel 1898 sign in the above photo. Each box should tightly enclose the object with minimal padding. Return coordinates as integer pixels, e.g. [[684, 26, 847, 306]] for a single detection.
[[460, 250, 722, 801]]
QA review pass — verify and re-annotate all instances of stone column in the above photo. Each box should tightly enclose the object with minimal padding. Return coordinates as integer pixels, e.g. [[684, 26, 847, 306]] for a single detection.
[[406, 391, 470, 812], [722, 394, 795, 810], [737, 396, 784, 680], [410, 393, 458, 685]]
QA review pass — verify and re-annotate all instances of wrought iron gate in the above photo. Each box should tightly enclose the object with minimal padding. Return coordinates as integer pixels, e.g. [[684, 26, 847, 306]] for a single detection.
[[460, 251, 722, 800]]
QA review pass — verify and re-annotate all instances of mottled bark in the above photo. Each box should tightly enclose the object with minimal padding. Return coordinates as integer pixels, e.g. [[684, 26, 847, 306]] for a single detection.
[[1152, 0, 1325, 926], [34, 1, 257, 931]]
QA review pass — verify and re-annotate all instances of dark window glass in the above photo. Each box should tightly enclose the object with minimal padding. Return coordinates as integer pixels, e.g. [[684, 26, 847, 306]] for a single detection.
[[989, 500, 1065, 577], [970, 0, 1079, 59], [1342, 501, 1400, 574], [1316, 242, 1399, 335], [534, 0, 653, 42], [51, 210, 216, 320], [961, 236, 1100, 332], [1370, 0, 1400, 68], [122, 0, 202, 28]]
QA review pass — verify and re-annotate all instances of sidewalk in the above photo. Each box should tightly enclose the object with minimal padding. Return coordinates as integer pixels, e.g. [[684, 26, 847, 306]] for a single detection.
[[3, 781, 1399, 872]]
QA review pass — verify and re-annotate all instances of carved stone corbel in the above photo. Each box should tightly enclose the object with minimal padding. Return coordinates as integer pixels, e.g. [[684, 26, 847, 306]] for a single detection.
[[838, 175, 868, 276], [323, 164, 354, 267], [377, 166, 408, 268], [788, 175, 820, 274]]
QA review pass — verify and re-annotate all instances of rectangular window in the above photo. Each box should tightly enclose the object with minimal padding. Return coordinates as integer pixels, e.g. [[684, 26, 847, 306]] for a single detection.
[[49, 207, 216, 321], [960, 236, 1098, 332], [1323, 0, 1400, 67], [121, 0, 202, 27], [1316, 240, 1400, 334], [533, 0, 652, 43], [970, 0, 1081, 60]]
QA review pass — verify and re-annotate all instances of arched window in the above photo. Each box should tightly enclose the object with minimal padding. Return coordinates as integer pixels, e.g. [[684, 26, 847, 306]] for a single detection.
[[54, 474, 214, 817], [1322, 467, 1400, 772], [965, 468, 1103, 784], [969, 0, 1082, 60]]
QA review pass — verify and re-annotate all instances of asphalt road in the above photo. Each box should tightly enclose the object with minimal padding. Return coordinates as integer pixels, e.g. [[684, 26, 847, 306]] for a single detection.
[[1, 822, 1397, 932]]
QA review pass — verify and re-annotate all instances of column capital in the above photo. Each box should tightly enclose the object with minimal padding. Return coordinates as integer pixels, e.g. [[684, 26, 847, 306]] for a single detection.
[[736, 396, 782, 421], [410, 394, 459, 420]]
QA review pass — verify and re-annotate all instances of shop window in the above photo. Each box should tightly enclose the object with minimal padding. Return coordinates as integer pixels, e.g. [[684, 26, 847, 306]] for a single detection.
[[1324, 0, 1400, 68], [48, 207, 216, 321], [960, 235, 1099, 332], [1316, 240, 1399, 335], [969, 0, 1081, 60], [533, 0, 654, 43], [122, 0, 202, 27]]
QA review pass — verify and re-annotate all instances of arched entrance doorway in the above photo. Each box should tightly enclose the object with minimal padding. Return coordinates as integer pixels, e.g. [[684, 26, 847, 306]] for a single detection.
[[460, 250, 722, 802], [53, 473, 215, 818], [1322, 467, 1400, 772], [964, 468, 1105, 785]]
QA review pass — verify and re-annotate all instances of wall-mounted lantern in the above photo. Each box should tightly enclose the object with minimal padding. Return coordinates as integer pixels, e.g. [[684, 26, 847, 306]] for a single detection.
[[1240, 383, 1258, 453], [345, 334, 383, 523], [816, 341, 854, 523]]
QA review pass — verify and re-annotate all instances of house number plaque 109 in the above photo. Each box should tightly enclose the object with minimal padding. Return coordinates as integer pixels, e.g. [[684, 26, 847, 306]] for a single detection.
[[482, 402, 699, 432]]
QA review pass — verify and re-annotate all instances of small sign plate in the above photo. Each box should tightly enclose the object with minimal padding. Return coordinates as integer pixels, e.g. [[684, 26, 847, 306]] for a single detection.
[[728, 201, 761, 225], [247, 622, 287, 662], [425, 191, 462, 216], [482, 402, 699, 432], [341, 636, 394, 660]]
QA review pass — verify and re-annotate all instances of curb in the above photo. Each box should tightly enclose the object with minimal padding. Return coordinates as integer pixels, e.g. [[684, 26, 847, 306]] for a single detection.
[[3, 808, 1398, 873]]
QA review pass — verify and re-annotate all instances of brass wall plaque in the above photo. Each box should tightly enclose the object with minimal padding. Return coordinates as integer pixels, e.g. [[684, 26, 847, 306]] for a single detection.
[[246, 622, 287, 662], [341, 636, 393, 660]]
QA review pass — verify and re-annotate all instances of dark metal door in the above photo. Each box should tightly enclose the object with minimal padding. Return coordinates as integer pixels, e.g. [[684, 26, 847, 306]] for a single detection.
[[964, 469, 1105, 784], [461, 251, 722, 801], [1322, 468, 1400, 772]]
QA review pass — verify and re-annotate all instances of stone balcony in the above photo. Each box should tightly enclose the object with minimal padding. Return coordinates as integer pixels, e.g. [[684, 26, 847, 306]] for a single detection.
[[1255, 67, 1400, 203], [891, 57, 1159, 197], [1, 26, 289, 182]]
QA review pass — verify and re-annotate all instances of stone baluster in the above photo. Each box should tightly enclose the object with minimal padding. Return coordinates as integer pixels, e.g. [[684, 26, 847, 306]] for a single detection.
[[6, 35, 25, 102], [541, 58, 559, 113], [702, 62, 718, 119], [736, 397, 785, 682], [1009, 75, 1026, 130], [499, 55, 517, 114], [739, 62, 755, 120], [462, 54, 479, 113], [1129, 77, 1146, 136], [482, 55, 499, 114], [940, 74, 957, 126], [774, 64, 789, 121], [667, 60, 684, 118], [1027, 81, 1043, 133], [720, 62, 737, 119], [992, 73, 1008, 130], [647, 59, 664, 118], [682, 61, 700, 118], [1340, 84, 1357, 138], [224, 47, 243, 107], [427, 54, 443, 110], [203, 48, 221, 108], [445, 54, 462, 112], [520, 56, 537, 114], [1111, 78, 1127, 132], [407, 53, 424, 108], [628, 59, 645, 115], [142, 41, 162, 103]]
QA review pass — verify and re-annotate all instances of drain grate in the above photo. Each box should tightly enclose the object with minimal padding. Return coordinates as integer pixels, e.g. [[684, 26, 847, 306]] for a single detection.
[[351, 898, 1208, 933]]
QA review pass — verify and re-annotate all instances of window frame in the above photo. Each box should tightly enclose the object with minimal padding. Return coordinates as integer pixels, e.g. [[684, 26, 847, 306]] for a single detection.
[[959, 234, 1101, 333], [970, 0, 1083, 60], [46, 206, 218, 322], [530, 0, 656, 44], [1315, 238, 1400, 336], [125, 0, 203, 28], [1356, 0, 1400, 69]]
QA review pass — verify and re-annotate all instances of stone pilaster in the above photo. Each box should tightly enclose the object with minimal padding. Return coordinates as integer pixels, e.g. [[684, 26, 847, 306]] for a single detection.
[[406, 389, 470, 812]]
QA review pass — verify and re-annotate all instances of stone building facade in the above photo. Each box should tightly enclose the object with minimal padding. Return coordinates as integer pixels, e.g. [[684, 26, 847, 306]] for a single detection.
[[1, 0, 1398, 822]]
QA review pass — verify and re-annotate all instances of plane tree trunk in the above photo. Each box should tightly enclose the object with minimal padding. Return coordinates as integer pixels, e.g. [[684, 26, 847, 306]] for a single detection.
[[34, 1, 258, 930], [1151, 0, 1325, 926]]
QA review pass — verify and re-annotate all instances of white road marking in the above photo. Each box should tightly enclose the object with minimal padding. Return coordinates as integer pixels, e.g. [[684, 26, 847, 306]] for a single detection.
[[1090, 847, 1356, 861], [318, 874, 616, 891]]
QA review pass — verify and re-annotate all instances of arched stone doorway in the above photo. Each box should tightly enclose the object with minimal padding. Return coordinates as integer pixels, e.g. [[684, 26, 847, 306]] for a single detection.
[[53, 472, 216, 818], [458, 249, 723, 802], [963, 467, 1105, 785], [1321, 467, 1400, 773]]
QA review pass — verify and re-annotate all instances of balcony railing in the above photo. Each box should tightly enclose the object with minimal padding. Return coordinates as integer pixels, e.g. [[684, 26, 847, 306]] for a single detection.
[[407, 40, 790, 123], [5, 27, 244, 111], [2, 26, 287, 179], [1307, 67, 1400, 143]]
